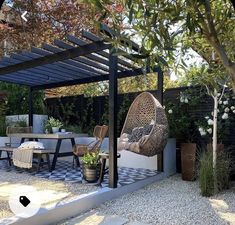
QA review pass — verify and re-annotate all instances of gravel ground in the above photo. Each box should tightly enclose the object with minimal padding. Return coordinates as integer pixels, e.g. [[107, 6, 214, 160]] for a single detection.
[[97, 174, 235, 225], [0, 171, 98, 219]]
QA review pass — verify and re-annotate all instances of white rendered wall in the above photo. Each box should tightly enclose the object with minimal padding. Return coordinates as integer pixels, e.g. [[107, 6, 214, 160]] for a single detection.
[[0, 136, 176, 174]]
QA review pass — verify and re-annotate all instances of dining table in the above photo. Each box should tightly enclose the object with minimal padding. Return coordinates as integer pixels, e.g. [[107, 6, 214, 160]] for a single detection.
[[7, 133, 88, 170]]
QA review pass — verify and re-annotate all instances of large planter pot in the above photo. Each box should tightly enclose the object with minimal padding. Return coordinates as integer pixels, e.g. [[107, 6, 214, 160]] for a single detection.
[[83, 166, 98, 182], [52, 127, 59, 133], [181, 143, 197, 181], [6, 114, 48, 133], [207, 143, 224, 154]]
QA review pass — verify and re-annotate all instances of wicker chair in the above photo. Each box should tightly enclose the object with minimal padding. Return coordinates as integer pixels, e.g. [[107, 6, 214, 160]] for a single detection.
[[73, 125, 108, 167], [6, 126, 33, 147], [118, 92, 169, 157]]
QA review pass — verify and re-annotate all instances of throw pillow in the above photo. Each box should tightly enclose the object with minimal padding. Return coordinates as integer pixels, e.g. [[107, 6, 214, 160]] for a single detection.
[[128, 127, 144, 142], [18, 141, 45, 149]]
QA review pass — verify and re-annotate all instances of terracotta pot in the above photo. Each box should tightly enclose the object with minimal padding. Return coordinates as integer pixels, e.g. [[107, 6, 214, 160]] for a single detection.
[[207, 143, 224, 154], [181, 143, 197, 181]]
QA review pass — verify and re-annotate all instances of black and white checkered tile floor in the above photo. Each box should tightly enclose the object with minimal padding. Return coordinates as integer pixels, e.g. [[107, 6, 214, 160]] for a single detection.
[[0, 160, 160, 187]]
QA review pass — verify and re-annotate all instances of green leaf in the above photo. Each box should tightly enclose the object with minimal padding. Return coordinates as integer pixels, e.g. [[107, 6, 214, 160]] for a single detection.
[[158, 56, 168, 66]]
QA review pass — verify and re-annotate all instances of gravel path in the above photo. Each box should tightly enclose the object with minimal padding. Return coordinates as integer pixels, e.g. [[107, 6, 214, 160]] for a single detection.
[[0, 171, 98, 219], [98, 175, 235, 225], [59, 174, 235, 225]]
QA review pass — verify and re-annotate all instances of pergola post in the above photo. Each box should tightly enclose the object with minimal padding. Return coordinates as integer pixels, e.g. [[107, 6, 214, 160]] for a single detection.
[[109, 49, 118, 188], [29, 87, 33, 127], [157, 67, 164, 172]]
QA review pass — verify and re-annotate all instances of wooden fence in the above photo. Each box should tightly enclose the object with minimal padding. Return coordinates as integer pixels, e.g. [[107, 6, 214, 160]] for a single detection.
[[44, 86, 235, 174]]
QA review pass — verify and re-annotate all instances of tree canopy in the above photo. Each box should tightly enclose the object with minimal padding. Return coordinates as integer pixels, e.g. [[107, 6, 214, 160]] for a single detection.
[[84, 0, 235, 90]]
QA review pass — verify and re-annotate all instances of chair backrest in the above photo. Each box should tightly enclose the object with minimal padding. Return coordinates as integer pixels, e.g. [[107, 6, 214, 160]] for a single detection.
[[121, 92, 167, 135], [89, 125, 108, 151], [93, 125, 108, 141], [6, 126, 33, 135], [119, 92, 168, 156], [6, 126, 33, 147]]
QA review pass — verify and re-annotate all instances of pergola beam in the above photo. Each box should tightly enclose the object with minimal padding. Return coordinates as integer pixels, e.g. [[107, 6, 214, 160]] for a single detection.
[[8, 53, 73, 82], [0, 41, 110, 76], [42, 44, 105, 75], [55, 38, 110, 72], [64, 37, 127, 71], [82, 30, 135, 62], [82, 31, 137, 69], [31, 68, 147, 90]]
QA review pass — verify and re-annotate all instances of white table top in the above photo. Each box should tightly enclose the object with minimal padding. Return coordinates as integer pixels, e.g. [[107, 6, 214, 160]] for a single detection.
[[7, 133, 88, 139]]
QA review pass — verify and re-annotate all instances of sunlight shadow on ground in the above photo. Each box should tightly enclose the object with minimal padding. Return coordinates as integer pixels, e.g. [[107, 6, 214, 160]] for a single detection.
[[0, 182, 71, 206], [61, 211, 129, 225], [209, 192, 235, 224]]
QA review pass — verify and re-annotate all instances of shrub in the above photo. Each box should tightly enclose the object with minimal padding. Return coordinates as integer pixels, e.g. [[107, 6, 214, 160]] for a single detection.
[[217, 152, 231, 191], [199, 151, 214, 197], [199, 150, 231, 197]]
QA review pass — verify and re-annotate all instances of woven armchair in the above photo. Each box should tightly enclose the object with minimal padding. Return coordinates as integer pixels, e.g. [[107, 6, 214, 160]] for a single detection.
[[118, 92, 169, 157], [6, 126, 33, 147], [73, 125, 108, 167]]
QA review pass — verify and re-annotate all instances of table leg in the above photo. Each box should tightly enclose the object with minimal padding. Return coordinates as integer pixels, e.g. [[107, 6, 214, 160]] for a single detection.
[[51, 139, 62, 170], [37, 154, 42, 172], [70, 138, 76, 148], [6, 151, 12, 166], [46, 153, 51, 172], [97, 158, 106, 186], [20, 138, 25, 144]]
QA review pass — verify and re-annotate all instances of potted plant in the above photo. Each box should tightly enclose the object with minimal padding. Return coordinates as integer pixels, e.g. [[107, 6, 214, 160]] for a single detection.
[[81, 151, 100, 182], [45, 117, 63, 133], [166, 89, 201, 181]]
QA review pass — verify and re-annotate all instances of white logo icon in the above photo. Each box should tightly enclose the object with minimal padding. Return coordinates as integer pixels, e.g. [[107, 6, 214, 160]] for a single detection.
[[8, 186, 41, 218], [21, 11, 28, 22]]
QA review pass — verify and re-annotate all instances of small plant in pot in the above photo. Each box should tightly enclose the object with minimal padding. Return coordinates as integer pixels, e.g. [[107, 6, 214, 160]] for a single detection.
[[81, 151, 100, 182], [45, 117, 63, 133]]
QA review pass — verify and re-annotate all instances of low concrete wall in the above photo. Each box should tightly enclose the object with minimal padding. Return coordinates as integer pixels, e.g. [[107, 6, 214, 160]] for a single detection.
[[117, 138, 176, 172], [0, 137, 176, 173]]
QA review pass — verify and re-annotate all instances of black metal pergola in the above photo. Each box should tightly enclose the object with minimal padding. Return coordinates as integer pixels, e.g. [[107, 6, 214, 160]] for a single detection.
[[0, 26, 164, 188]]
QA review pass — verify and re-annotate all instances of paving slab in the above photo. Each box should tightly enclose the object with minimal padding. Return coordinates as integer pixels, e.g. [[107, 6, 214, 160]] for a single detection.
[[64, 211, 129, 225], [126, 222, 152, 225]]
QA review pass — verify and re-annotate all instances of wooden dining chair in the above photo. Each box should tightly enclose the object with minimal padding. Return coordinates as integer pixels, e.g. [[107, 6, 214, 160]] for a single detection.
[[73, 125, 108, 168]]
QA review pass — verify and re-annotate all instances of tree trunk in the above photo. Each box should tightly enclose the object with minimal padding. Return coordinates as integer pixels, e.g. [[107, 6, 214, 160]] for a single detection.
[[212, 89, 218, 194], [208, 36, 235, 92], [227, 64, 235, 92]]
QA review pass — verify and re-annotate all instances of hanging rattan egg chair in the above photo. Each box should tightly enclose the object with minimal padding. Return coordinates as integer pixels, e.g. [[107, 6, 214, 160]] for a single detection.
[[118, 92, 169, 157]]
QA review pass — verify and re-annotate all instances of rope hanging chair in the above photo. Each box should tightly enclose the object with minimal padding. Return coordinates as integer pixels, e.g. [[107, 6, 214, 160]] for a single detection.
[[118, 92, 169, 157]]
